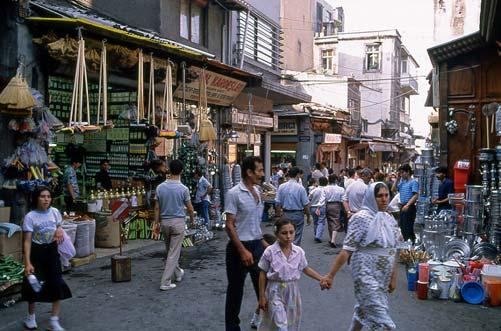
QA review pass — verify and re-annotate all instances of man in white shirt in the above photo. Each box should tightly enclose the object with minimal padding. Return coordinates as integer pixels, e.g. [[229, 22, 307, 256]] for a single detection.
[[344, 168, 356, 189], [309, 177, 328, 243], [311, 163, 325, 181], [320, 162, 329, 178], [324, 174, 346, 247], [343, 168, 372, 219]]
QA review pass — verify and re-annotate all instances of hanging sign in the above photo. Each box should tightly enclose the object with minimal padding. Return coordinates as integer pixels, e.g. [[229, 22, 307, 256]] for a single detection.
[[324, 133, 342, 144], [232, 112, 274, 128], [174, 66, 247, 106]]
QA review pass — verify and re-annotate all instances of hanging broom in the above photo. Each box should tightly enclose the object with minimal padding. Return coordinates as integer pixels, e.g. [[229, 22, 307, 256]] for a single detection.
[[0, 68, 37, 116], [147, 53, 156, 125], [68, 32, 100, 132], [198, 68, 217, 142], [97, 40, 112, 128], [136, 49, 144, 124]]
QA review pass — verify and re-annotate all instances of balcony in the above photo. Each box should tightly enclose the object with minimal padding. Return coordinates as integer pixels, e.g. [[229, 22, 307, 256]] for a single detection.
[[400, 74, 418, 95]]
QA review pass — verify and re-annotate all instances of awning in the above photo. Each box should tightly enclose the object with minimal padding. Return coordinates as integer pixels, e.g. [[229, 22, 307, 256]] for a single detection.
[[368, 142, 399, 152], [26, 17, 261, 84], [316, 144, 339, 164]]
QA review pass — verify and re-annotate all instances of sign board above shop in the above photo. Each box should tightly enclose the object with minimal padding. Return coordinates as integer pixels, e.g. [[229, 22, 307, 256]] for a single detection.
[[232, 112, 274, 128], [273, 118, 297, 135], [173, 66, 247, 106], [324, 133, 342, 144]]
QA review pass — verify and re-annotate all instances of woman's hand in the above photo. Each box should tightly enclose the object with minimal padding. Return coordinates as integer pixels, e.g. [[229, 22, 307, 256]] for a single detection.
[[315, 208, 321, 216], [258, 296, 268, 312], [25, 263, 34, 277], [54, 227, 64, 244]]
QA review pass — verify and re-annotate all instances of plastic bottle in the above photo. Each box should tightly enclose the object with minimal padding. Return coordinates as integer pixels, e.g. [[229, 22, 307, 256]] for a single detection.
[[27, 274, 42, 293]]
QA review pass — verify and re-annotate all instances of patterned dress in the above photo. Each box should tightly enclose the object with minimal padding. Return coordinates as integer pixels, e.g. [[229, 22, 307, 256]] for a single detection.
[[343, 210, 401, 330], [258, 242, 308, 331]]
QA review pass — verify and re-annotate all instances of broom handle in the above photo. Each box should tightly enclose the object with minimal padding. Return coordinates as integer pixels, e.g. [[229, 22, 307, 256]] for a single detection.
[[148, 54, 154, 125], [69, 43, 80, 126], [161, 66, 167, 130], [137, 49, 143, 124], [78, 39, 84, 125], [97, 44, 103, 125], [103, 42, 108, 125], [82, 42, 90, 124]]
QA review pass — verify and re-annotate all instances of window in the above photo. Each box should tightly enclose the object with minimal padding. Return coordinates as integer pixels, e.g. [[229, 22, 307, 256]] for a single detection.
[[316, 3, 324, 32], [365, 44, 380, 71], [401, 59, 408, 74], [180, 0, 207, 46], [321, 49, 334, 72], [238, 12, 280, 69]]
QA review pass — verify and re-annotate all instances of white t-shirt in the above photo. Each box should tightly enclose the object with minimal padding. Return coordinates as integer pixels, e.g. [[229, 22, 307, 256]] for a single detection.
[[23, 207, 62, 245]]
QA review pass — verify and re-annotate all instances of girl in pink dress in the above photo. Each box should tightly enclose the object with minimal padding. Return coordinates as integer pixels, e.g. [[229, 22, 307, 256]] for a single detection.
[[258, 219, 323, 331]]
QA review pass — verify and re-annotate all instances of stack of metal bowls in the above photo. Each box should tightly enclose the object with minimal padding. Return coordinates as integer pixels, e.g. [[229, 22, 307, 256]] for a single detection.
[[496, 145, 501, 191], [490, 191, 501, 251], [464, 185, 484, 237], [471, 242, 498, 260]]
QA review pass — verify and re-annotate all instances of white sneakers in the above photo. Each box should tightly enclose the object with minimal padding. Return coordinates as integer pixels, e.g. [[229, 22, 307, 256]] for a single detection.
[[23, 314, 37, 330], [23, 315, 65, 331], [160, 267, 184, 291], [250, 312, 262, 329], [174, 268, 185, 282], [159, 283, 177, 291], [48, 317, 65, 331]]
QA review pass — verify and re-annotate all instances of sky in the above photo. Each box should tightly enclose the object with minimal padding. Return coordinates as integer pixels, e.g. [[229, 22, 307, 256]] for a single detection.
[[326, 0, 480, 138]]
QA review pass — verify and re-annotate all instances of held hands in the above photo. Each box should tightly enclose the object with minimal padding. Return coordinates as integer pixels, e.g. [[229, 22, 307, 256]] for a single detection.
[[319, 275, 333, 290], [315, 208, 321, 217], [54, 227, 64, 244], [240, 248, 254, 267]]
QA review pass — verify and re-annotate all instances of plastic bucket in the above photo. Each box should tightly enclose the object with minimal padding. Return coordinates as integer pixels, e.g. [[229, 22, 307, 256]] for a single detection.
[[407, 269, 417, 291], [417, 281, 428, 300], [418, 263, 429, 283]]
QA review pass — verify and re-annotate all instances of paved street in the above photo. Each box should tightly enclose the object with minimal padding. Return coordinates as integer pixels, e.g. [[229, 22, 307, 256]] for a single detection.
[[1, 224, 500, 331]]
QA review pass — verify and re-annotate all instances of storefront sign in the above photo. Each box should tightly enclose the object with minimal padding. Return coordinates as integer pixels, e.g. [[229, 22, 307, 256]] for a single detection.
[[299, 135, 311, 142], [324, 133, 342, 144], [232, 112, 274, 128], [235, 132, 261, 145], [273, 118, 297, 135], [174, 66, 246, 106]]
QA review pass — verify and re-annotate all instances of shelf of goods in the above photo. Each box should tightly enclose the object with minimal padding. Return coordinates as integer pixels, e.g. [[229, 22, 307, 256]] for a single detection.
[[49, 76, 147, 186]]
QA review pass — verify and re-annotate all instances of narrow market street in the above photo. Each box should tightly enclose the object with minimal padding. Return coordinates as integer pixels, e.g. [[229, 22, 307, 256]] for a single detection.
[[1, 224, 499, 331]]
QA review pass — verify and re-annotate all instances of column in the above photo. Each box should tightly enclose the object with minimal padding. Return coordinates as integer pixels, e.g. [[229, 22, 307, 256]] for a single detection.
[[264, 131, 271, 182]]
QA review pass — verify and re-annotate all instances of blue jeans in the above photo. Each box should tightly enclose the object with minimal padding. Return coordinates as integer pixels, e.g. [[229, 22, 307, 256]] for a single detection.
[[283, 210, 305, 246], [196, 200, 210, 228], [311, 206, 326, 240]]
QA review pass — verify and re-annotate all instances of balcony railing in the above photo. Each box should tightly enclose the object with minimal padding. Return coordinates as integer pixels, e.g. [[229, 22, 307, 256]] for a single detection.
[[400, 74, 418, 95]]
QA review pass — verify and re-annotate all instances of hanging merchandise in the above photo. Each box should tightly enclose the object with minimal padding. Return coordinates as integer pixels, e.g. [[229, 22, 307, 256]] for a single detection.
[[96, 40, 111, 128], [68, 32, 100, 132], [147, 53, 156, 125], [0, 69, 37, 117], [159, 62, 177, 155], [178, 141, 203, 198], [136, 49, 145, 124], [7, 118, 36, 133], [4, 138, 48, 167], [198, 69, 217, 142]]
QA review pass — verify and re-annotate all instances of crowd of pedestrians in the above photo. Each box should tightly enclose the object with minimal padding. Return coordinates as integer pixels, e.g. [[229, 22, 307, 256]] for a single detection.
[[21, 155, 423, 331]]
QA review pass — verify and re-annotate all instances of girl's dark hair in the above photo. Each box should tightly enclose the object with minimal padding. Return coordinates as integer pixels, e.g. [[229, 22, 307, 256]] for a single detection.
[[263, 233, 277, 245], [31, 186, 52, 210], [374, 183, 388, 197], [274, 218, 296, 234]]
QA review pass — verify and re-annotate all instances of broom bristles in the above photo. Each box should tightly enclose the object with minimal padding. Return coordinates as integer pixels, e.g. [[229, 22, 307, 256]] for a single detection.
[[0, 75, 37, 109], [199, 119, 217, 141]]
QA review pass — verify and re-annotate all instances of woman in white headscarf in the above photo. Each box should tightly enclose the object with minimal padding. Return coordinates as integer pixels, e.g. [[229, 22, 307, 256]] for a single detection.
[[321, 182, 402, 331]]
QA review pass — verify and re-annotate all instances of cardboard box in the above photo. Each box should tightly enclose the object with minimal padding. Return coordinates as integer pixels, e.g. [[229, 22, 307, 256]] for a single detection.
[[0, 232, 22, 257], [0, 207, 11, 222], [94, 212, 120, 248]]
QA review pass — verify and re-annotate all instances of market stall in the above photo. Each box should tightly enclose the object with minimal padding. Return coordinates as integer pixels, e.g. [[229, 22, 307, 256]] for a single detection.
[[400, 146, 501, 306]]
